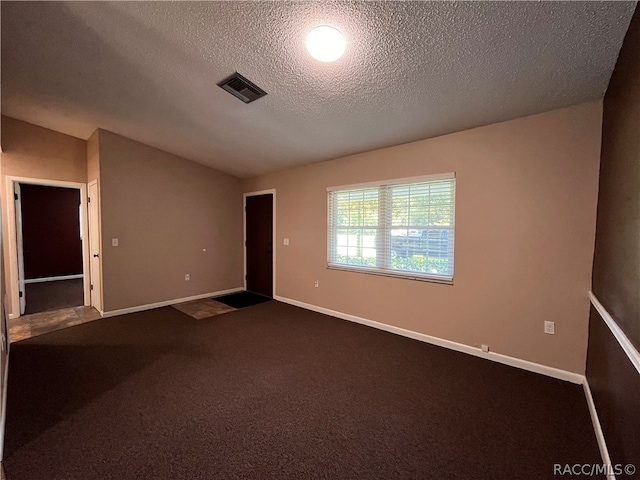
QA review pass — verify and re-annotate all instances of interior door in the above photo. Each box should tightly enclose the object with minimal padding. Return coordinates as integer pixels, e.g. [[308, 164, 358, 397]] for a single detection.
[[245, 194, 273, 297], [14, 183, 26, 315], [87, 181, 102, 312]]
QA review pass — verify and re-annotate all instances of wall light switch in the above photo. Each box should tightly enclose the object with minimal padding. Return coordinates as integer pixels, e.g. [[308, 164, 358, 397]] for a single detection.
[[283, 238, 290, 246], [112, 238, 119, 247]]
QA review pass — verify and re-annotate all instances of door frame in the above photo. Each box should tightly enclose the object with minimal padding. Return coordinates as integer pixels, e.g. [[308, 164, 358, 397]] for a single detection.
[[14, 184, 26, 315], [243, 189, 276, 297], [87, 180, 104, 314], [5, 176, 90, 319]]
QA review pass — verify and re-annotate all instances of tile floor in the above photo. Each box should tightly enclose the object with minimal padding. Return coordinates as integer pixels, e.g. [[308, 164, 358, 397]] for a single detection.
[[9, 306, 102, 343], [172, 298, 237, 319], [8, 298, 236, 344]]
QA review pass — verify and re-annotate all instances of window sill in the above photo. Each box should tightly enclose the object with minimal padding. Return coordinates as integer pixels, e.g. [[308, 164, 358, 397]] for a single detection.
[[326, 264, 454, 285]]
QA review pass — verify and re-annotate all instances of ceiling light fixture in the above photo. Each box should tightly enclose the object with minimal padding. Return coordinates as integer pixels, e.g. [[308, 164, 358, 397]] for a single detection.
[[306, 25, 346, 62]]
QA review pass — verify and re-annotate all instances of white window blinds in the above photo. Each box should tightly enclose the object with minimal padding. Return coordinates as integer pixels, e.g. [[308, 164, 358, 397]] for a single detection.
[[327, 173, 456, 283]]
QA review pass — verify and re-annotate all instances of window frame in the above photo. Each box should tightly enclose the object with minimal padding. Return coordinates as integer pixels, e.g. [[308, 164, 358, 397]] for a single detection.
[[327, 173, 456, 284]]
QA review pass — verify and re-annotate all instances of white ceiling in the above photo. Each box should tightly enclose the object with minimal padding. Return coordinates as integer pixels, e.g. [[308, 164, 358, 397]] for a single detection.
[[1, 1, 636, 178]]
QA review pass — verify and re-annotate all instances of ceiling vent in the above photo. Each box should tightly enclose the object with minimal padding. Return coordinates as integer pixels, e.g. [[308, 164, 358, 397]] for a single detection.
[[218, 72, 267, 104]]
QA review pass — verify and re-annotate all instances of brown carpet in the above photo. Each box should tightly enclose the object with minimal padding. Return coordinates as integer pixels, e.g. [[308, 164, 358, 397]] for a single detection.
[[24, 278, 84, 314], [4, 301, 602, 479]]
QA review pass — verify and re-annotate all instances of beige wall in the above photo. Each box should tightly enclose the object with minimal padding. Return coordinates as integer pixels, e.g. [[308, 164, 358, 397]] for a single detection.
[[0, 116, 87, 183], [0, 116, 88, 315], [243, 102, 603, 374], [97, 130, 243, 312], [1, 116, 244, 316]]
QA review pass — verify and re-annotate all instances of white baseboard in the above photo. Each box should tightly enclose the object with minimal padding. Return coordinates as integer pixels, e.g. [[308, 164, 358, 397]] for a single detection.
[[24, 274, 83, 284], [274, 295, 585, 384], [583, 379, 615, 480], [102, 287, 244, 318]]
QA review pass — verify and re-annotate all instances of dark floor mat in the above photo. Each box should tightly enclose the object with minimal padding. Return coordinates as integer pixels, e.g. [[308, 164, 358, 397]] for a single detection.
[[213, 291, 271, 308]]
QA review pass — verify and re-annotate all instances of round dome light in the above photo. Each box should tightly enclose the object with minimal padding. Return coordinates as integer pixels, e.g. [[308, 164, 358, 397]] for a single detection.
[[306, 25, 346, 62]]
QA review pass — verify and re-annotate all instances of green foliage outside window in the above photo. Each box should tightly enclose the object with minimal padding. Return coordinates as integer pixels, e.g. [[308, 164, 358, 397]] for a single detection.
[[336, 254, 449, 275]]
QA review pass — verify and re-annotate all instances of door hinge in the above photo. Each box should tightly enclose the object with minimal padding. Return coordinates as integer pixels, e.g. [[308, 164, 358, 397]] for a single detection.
[[245, 275, 247, 280], [19, 291, 23, 298], [88, 197, 91, 203], [245, 240, 247, 246], [90, 284, 94, 291], [14, 193, 18, 200]]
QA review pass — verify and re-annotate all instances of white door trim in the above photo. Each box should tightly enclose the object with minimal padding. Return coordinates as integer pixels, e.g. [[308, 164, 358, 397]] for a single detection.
[[14, 184, 26, 315], [243, 189, 276, 297], [87, 179, 104, 314], [5, 176, 90, 318]]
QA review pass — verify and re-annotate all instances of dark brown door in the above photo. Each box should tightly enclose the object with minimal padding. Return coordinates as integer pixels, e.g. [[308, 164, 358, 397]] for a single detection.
[[246, 194, 273, 297]]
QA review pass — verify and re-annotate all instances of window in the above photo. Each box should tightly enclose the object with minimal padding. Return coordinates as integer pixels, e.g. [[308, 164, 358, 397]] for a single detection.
[[327, 173, 456, 283]]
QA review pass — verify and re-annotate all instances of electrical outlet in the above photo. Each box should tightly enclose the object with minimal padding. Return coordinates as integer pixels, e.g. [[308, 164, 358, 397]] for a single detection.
[[544, 321, 555, 335], [314, 280, 319, 288], [283, 238, 290, 246], [185, 274, 190, 281], [481, 344, 490, 353], [111, 238, 119, 247]]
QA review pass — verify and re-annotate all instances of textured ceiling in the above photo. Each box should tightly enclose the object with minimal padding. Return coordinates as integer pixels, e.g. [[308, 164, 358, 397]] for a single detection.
[[1, 1, 636, 178]]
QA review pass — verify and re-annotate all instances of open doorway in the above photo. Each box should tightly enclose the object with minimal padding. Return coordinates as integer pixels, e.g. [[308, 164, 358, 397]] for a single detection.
[[244, 190, 275, 298], [18, 183, 84, 314], [5, 177, 90, 319]]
